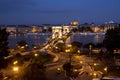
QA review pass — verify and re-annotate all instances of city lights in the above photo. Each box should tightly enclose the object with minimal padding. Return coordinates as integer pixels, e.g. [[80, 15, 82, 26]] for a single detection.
[[13, 60, 18, 65], [13, 66, 19, 72], [34, 53, 39, 57]]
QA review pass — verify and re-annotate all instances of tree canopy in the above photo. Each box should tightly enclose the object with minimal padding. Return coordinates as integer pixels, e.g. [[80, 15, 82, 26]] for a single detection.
[[0, 28, 9, 58], [17, 40, 28, 50], [71, 41, 82, 48], [103, 28, 120, 52], [19, 57, 47, 80], [83, 43, 95, 49], [0, 28, 9, 68]]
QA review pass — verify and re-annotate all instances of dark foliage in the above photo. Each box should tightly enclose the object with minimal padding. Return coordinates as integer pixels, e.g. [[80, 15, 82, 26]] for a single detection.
[[103, 28, 120, 53], [20, 58, 47, 80], [95, 43, 103, 48], [17, 40, 28, 50], [0, 28, 9, 58], [83, 43, 95, 49], [0, 28, 9, 69], [63, 62, 73, 76], [71, 41, 82, 48], [55, 43, 66, 52]]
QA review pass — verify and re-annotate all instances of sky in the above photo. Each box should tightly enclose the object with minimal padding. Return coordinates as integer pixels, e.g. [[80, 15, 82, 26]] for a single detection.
[[0, 0, 120, 25]]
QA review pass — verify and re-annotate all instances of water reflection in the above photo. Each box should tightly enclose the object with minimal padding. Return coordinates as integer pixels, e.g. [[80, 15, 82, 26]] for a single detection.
[[71, 33, 105, 44], [8, 33, 105, 48], [8, 34, 50, 48]]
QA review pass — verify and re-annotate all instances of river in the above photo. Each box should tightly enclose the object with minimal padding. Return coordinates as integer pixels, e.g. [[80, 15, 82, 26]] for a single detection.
[[8, 32, 105, 49]]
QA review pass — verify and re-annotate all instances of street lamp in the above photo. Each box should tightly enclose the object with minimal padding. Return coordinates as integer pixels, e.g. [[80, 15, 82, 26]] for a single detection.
[[89, 44, 92, 55], [93, 63, 97, 66], [93, 71, 97, 78], [65, 49, 71, 63], [34, 53, 39, 57], [13, 66, 19, 72], [13, 60, 18, 65], [21, 46, 25, 49], [77, 50, 80, 55], [33, 46, 37, 49], [104, 67, 107, 74], [80, 61, 83, 64], [65, 44, 72, 63]]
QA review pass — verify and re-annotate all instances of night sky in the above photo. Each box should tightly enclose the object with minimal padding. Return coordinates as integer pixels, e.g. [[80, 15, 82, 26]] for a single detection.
[[0, 0, 120, 25]]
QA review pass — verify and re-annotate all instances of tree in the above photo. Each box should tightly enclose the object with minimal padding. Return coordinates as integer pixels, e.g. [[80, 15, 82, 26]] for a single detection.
[[71, 41, 82, 48], [71, 28, 78, 32], [103, 28, 120, 53], [95, 43, 103, 49], [55, 43, 66, 52], [63, 62, 73, 77], [48, 27, 52, 32], [0, 28, 9, 58], [19, 58, 47, 80], [0, 28, 9, 68], [17, 40, 28, 51], [83, 43, 95, 49]]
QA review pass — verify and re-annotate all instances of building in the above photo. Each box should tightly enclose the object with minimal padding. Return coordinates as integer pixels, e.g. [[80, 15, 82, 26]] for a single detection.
[[6, 25, 17, 34], [52, 26, 62, 39], [91, 25, 102, 32], [63, 25, 71, 34], [31, 25, 42, 33], [17, 25, 31, 34], [102, 21, 119, 32], [71, 20, 79, 29]]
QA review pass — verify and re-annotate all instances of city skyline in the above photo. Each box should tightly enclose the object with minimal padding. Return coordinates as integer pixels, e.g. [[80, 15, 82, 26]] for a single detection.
[[0, 0, 120, 25]]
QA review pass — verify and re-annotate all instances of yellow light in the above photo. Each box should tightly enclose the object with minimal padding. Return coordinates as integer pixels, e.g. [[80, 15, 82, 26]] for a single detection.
[[94, 63, 97, 66], [89, 45, 92, 49], [25, 44, 28, 47], [75, 55, 80, 59], [72, 20, 78, 26], [80, 61, 83, 64], [65, 49, 70, 53], [77, 50, 80, 53], [34, 46, 37, 49], [73, 69, 78, 72], [13, 61, 18, 65], [13, 66, 19, 72], [57, 67, 61, 71], [93, 72, 97, 77], [104, 67, 107, 72], [34, 53, 38, 57], [18, 45, 20, 48], [67, 44, 72, 47], [32, 27, 37, 33], [21, 46, 25, 49], [55, 47, 58, 49]]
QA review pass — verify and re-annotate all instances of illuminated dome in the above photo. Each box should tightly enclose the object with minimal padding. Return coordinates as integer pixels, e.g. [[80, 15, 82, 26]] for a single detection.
[[71, 20, 79, 26], [31, 26, 38, 32]]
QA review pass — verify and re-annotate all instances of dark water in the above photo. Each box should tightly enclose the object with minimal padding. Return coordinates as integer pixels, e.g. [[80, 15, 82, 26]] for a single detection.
[[8, 34, 50, 48], [8, 33, 105, 49], [70, 33, 105, 44]]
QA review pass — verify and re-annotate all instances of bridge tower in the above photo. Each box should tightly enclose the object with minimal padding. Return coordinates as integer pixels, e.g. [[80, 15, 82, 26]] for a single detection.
[[63, 25, 71, 35], [52, 26, 62, 39]]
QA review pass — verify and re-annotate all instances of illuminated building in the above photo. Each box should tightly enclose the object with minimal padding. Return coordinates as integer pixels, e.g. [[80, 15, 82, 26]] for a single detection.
[[103, 21, 119, 32], [63, 26, 71, 34], [6, 27, 17, 34], [71, 20, 79, 29], [52, 26, 62, 39], [31, 25, 39, 33]]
